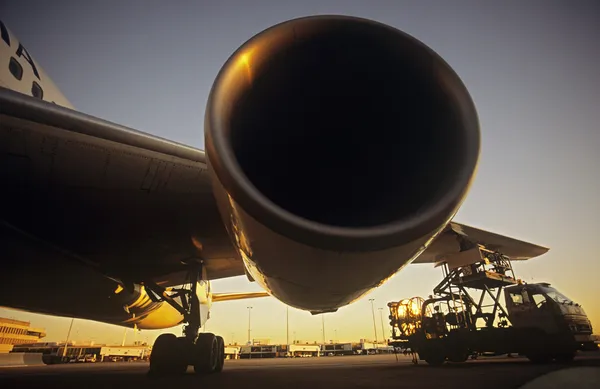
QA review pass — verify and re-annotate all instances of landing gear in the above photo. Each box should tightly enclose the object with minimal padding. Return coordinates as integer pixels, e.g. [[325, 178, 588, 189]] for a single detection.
[[215, 336, 225, 372], [194, 333, 224, 374], [145, 260, 225, 376], [150, 334, 188, 374]]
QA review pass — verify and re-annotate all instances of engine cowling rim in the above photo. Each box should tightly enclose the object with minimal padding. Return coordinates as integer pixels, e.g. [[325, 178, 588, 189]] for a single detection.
[[205, 15, 480, 252]]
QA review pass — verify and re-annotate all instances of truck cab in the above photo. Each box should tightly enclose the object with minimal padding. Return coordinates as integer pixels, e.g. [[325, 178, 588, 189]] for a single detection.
[[505, 283, 595, 352]]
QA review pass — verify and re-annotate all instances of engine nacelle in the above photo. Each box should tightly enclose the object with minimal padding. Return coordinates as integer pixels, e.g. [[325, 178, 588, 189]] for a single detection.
[[205, 16, 479, 313]]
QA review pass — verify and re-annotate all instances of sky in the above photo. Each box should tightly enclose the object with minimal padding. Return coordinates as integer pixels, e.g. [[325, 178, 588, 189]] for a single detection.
[[1, 1, 599, 346]]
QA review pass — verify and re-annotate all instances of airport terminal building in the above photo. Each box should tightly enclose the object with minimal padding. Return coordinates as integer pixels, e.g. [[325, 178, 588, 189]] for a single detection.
[[0, 317, 46, 353], [11, 342, 151, 363]]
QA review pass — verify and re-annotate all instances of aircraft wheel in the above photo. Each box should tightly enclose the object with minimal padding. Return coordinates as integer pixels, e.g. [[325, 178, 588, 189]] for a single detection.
[[174, 337, 193, 374], [149, 333, 187, 375], [194, 333, 219, 374], [215, 336, 225, 372]]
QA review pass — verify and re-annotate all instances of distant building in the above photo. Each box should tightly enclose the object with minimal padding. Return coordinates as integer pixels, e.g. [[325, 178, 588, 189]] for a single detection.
[[250, 338, 271, 345], [0, 317, 46, 353], [239, 344, 281, 358], [289, 344, 320, 357], [321, 342, 354, 356]]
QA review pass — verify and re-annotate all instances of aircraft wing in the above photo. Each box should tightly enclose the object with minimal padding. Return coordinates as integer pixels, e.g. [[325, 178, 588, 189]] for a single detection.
[[0, 87, 244, 285], [211, 292, 271, 303], [412, 221, 549, 265]]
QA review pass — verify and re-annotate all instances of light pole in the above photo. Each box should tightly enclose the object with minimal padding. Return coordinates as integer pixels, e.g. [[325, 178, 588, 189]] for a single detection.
[[369, 299, 378, 350], [286, 306, 290, 346], [63, 318, 75, 358], [334, 329, 338, 343], [321, 314, 326, 345], [378, 308, 387, 345], [247, 306, 253, 344]]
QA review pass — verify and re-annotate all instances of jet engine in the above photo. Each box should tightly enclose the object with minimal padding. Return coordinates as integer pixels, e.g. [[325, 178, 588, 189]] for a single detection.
[[205, 16, 479, 313]]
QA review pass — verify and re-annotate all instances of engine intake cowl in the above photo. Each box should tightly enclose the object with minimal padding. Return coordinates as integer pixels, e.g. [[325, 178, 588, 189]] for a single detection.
[[205, 16, 479, 312]]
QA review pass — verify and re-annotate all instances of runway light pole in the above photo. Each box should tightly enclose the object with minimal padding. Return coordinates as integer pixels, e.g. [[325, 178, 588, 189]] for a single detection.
[[378, 308, 387, 345], [247, 306, 253, 344], [369, 299, 378, 351]]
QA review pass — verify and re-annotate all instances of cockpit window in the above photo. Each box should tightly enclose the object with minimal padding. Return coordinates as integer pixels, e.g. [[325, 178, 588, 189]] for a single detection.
[[509, 292, 523, 305], [0, 20, 11, 46], [9, 57, 23, 80], [31, 81, 43, 99], [530, 293, 546, 307]]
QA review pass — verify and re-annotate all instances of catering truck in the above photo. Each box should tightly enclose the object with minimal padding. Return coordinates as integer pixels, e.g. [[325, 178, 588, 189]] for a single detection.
[[388, 247, 595, 365]]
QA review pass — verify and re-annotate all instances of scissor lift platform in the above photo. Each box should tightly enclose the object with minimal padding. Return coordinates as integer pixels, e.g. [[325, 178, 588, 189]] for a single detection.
[[451, 270, 517, 290]]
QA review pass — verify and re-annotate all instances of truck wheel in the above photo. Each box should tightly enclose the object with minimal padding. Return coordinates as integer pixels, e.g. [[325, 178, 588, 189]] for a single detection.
[[448, 355, 468, 363], [424, 353, 446, 366], [554, 352, 576, 363], [448, 350, 469, 363], [524, 330, 552, 364], [526, 353, 552, 364]]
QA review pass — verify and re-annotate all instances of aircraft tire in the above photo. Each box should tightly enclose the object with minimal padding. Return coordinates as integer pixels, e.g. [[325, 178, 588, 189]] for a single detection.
[[215, 336, 225, 372], [194, 333, 219, 374], [149, 333, 187, 375]]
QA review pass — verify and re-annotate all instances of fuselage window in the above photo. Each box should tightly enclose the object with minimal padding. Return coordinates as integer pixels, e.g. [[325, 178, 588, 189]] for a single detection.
[[31, 81, 43, 99], [9, 57, 23, 80]]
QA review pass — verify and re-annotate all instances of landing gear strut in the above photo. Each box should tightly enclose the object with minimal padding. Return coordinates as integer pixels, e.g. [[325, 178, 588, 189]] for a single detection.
[[145, 260, 225, 375]]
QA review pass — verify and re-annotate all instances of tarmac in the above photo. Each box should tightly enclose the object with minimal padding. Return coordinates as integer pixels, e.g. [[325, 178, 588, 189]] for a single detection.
[[1, 353, 599, 389]]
